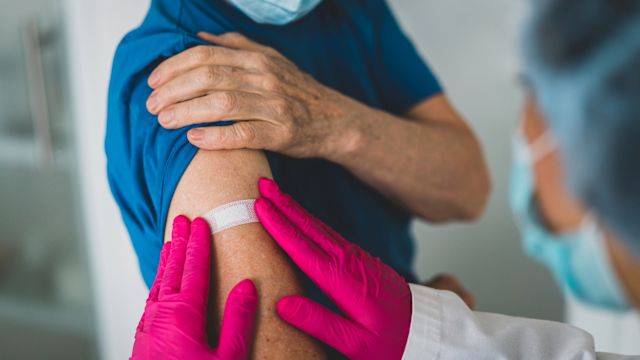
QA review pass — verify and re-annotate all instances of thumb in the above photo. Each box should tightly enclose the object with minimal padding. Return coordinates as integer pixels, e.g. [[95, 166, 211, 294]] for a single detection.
[[196, 31, 219, 44], [216, 279, 258, 360], [188, 122, 271, 151], [277, 296, 364, 359]]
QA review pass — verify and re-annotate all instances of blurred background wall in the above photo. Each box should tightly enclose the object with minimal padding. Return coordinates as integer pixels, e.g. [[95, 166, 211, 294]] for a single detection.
[[0, 0, 637, 359], [0, 0, 98, 358], [390, 0, 566, 321]]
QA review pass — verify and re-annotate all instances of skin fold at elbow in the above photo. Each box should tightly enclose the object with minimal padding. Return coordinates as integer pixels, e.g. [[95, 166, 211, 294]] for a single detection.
[[453, 129, 492, 221], [457, 166, 492, 221], [417, 149, 492, 223]]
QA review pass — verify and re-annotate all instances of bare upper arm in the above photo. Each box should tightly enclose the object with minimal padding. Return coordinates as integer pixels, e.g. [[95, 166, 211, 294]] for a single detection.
[[165, 148, 325, 359]]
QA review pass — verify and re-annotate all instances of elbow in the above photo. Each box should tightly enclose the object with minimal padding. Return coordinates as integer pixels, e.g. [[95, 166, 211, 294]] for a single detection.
[[448, 132, 492, 222], [457, 172, 491, 221], [411, 122, 492, 223], [416, 158, 492, 224], [456, 160, 492, 222]]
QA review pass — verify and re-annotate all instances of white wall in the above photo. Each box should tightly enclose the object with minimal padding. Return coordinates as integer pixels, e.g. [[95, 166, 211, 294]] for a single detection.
[[390, 0, 566, 321], [64, 1, 569, 359], [64, 1, 149, 359], [394, 2, 640, 354]]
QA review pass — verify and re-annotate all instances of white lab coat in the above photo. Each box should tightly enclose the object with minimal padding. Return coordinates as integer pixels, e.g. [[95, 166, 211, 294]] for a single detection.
[[401, 284, 639, 360]]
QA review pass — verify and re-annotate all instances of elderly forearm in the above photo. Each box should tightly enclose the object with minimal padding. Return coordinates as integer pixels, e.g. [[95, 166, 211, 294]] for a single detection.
[[325, 96, 490, 222]]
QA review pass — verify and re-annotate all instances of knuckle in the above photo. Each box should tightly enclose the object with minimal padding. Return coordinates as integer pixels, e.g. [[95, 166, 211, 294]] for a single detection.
[[166, 83, 177, 97], [192, 46, 211, 63], [219, 128, 233, 144], [252, 52, 271, 69], [200, 66, 219, 87], [180, 101, 193, 120], [217, 92, 238, 113], [271, 98, 290, 117], [237, 124, 257, 143], [265, 47, 282, 58], [158, 86, 172, 102], [262, 74, 281, 92], [219, 66, 235, 79], [282, 124, 295, 143]]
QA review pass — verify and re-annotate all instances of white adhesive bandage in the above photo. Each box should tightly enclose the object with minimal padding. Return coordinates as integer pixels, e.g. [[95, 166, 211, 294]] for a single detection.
[[202, 199, 259, 234]]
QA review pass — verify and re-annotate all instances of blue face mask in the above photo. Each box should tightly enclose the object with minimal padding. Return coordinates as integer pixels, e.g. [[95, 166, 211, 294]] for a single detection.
[[228, 0, 323, 25], [509, 130, 631, 311]]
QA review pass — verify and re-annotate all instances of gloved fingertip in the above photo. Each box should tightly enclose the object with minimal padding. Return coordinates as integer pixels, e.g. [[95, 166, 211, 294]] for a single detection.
[[171, 216, 192, 246], [258, 176, 272, 186], [276, 297, 289, 317], [231, 279, 258, 304], [172, 215, 190, 229], [190, 217, 211, 234], [161, 240, 172, 253], [276, 295, 304, 319], [258, 177, 279, 198], [254, 197, 275, 219]]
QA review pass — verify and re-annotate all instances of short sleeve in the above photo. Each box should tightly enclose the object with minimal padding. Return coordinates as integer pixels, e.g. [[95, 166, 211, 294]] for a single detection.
[[372, 0, 442, 114], [106, 30, 231, 287]]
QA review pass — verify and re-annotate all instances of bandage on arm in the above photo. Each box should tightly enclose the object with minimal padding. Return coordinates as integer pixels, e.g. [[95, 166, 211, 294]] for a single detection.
[[165, 149, 325, 359], [202, 200, 259, 234]]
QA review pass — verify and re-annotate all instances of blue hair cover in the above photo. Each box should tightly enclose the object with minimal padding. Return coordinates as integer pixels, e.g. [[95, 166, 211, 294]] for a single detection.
[[523, 1, 640, 254]]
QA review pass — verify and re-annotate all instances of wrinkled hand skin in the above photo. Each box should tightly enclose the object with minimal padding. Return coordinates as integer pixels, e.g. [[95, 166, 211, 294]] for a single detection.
[[146, 32, 353, 159], [254, 178, 412, 360], [423, 273, 476, 309], [130, 216, 258, 360]]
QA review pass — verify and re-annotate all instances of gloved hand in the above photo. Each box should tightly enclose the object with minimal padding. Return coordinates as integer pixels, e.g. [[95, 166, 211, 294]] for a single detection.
[[131, 216, 258, 360], [254, 178, 412, 360]]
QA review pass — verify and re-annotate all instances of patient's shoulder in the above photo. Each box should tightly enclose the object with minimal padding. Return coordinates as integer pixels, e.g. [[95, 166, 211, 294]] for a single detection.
[[105, 28, 197, 240]]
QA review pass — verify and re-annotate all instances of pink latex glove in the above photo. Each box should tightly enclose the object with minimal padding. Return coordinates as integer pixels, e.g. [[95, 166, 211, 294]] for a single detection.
[[131, 216, 258, 360], [254, 178, 412, 360]]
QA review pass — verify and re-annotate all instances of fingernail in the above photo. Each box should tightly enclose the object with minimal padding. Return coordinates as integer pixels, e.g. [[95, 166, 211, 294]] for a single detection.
[[147, 93, 159, 113], [158, 109, 175, 126], [188, 129, 203, 141], [148, 72, 160, 87]]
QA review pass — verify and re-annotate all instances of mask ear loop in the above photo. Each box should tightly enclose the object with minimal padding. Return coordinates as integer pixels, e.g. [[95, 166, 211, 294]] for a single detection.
[[514, 128, 558, 166], [528, 130, 558, 164], [523, 128, 598, 232]]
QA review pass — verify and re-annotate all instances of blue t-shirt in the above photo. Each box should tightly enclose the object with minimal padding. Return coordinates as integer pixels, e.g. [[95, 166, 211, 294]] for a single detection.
[[106, 0, 442, 288]]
